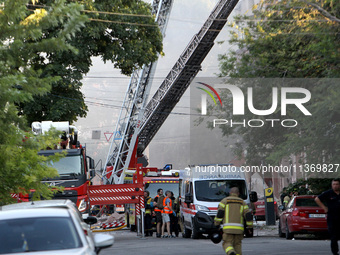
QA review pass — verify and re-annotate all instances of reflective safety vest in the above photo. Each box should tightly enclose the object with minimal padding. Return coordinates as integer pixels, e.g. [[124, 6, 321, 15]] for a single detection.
[[154, 195, 162, 212], [283, 195, 290, 205], [145, 196, 153, 215], [214, 194, 253, 235], [162, 197, 173, 214]]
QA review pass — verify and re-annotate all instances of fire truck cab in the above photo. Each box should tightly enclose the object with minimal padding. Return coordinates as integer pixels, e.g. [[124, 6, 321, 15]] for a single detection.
[[18, 121, 95, 213]]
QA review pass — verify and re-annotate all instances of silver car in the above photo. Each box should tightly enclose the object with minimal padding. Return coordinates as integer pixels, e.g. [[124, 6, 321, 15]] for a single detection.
[[0, 200, 113, 254]]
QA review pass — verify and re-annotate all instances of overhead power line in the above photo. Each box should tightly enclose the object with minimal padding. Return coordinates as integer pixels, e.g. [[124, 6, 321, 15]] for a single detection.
[[26, 3, 157, 27], [88, 18, 157, 27], [82, 9, 153, 18], [27, 4, 154, 18]]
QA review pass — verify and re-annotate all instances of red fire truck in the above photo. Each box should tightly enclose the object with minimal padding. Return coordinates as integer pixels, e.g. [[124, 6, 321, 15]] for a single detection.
[[13, 0, 241, 236], [16, 121, 95, 213]]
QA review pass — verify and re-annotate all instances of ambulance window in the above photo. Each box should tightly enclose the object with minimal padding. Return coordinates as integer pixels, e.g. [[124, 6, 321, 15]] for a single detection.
[[184, 181, 192, 195], [179, 180, 182, 196], [195, 180, 247, 201]]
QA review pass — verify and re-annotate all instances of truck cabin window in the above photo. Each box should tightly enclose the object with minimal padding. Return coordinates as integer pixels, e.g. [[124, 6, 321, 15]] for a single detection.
[[48, 155, 84, 176], [195, 180, 247, 202]]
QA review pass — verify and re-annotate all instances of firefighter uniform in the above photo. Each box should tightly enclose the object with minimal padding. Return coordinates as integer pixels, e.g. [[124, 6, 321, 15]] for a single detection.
[[145, 195, 154, 236], [283, 195, 291, 208], [214, 191, 253, 255]]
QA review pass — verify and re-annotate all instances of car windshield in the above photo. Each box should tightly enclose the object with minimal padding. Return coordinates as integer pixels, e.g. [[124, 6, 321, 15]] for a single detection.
[[0, 217, 82, 254], [48, 155, 84, 175], [296, 198, 319, 207], [145, 182, 179, 198], [195, 180, 247, 202]]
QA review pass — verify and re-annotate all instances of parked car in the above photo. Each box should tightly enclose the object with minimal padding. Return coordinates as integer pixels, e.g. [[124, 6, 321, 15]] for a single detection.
[[253, 198, 279, 221], [278, 195, 328, 239], [0, 200, 114, 254]]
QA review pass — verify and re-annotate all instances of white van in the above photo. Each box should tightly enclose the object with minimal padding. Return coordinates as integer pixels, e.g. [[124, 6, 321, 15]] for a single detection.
[[179, 165, 258, 239]]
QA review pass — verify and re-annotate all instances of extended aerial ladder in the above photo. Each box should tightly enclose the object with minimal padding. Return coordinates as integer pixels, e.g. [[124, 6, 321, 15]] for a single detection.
[[137, 0, 239, 154], [102, 0, 240, 186], [91, 0, 240, 233], [103, 0, 174, 185]]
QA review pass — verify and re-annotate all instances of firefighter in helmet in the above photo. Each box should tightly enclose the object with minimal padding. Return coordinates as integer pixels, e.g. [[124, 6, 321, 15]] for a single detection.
[[144, 191, 156, 236], [214, 187, 253, 255]]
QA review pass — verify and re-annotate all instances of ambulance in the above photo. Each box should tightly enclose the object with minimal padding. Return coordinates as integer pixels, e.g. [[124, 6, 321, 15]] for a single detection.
[[179, 165, 258, 239]]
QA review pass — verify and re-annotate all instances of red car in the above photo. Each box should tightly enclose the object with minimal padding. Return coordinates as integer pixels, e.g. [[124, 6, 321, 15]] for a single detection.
[[278, 195, 328, 239], [253, 199, 278, 221]]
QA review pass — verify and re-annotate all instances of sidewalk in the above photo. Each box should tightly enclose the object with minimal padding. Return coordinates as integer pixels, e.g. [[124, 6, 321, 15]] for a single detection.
[[253, 220, 278, 237]]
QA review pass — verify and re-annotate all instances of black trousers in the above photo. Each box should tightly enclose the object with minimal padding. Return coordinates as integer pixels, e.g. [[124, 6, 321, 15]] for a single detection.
[[170, 214, 179, 237], [328, 221, 340, 255], [145, 214, 153, 236]]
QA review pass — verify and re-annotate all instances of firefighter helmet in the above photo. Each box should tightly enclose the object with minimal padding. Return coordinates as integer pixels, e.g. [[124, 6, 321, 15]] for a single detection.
[[210, 230, 222, 244]]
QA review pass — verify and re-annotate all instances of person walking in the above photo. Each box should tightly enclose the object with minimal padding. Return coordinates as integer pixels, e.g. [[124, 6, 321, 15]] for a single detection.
[[161, 190, 174, 238], [153, 188, 164, 238], [214, 187, 253, 255], [315, 178, 340, 255]]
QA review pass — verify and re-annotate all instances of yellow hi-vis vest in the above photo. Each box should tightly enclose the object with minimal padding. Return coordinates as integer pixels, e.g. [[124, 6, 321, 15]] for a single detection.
[[214, 194, 253, 235]]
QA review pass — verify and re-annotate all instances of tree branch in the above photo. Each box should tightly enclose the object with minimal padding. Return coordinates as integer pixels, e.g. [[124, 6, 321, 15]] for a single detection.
[[302, 1, 340, 23]]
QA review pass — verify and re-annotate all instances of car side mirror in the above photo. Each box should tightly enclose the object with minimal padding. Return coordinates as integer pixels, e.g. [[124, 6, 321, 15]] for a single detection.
[[249, 191, 258, 203], [185, 193, 193, 204], [87, 156, 95, 170], [94, 234, 114, 254], [278, 205, 285, 211], [84, 215, 98, 225], [90, 169, 96, 178]]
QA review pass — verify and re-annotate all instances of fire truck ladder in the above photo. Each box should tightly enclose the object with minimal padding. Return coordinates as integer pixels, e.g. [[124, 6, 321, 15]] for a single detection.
[[137, 0, 239, 153], [103, 0, 174, 184]]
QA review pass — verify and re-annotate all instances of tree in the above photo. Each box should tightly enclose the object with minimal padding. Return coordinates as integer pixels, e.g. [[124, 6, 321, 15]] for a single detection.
[[0, 0, 87, 204], [18, 0, 163, 124], [284, 178, 333, 195], [208, 0, 340, 168]]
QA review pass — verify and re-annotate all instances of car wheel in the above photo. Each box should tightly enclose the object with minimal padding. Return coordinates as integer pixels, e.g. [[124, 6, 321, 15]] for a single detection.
[[183, 226, 191, 238], [285, 222, 293, 240], [278, 221, 285, 238], [191, 221, 200, 239]]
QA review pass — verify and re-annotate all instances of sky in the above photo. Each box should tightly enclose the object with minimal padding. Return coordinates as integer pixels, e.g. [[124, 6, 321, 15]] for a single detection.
[[74, 0, 256, 171]]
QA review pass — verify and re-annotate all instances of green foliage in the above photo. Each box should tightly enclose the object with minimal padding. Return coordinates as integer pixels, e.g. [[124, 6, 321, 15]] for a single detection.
[[220, 0, 339, 78], [284, 178, 332, 195], [214, 0, 340, 166], [19, 0, 163, 124], [0, 0, 86, 204]]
